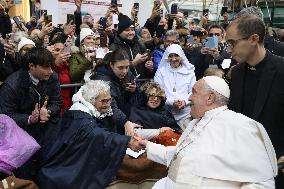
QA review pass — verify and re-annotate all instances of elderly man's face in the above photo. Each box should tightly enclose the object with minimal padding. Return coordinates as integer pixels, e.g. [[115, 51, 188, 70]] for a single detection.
[[164, 35, 178, 48], [226, 24, 252, 63], [94, 92, 112, 113], [189, 80, 211, 119]]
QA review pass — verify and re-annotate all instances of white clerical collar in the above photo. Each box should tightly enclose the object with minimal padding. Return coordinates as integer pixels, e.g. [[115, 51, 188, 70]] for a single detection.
[[203, 105, 228, 119], [28, 72, 40, 85]]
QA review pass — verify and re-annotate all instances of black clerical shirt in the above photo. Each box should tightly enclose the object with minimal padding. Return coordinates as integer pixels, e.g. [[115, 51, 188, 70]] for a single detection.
[[242, 56, 266, 118]]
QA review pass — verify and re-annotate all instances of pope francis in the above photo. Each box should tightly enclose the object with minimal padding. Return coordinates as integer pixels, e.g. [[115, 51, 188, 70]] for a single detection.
[[141, 76, 277, 189]]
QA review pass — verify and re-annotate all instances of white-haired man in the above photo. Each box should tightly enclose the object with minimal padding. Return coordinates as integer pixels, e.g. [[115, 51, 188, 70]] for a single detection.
[[141, 76, 277, 189]]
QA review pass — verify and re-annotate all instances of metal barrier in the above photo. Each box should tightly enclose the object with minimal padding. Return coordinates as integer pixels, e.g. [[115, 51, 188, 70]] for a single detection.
[[60, 79, 151, 92], [60, 83, 83, 92]]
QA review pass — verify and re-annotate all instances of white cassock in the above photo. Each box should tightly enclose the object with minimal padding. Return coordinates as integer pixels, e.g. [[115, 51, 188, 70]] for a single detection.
[[146, 106, 277, 189]]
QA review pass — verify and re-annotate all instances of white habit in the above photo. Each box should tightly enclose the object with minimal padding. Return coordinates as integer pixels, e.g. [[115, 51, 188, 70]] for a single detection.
[[146, 106, 277, 189]]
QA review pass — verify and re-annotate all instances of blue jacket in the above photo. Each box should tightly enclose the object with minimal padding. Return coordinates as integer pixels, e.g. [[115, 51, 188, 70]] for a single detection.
[[153, 46, 165, 71]]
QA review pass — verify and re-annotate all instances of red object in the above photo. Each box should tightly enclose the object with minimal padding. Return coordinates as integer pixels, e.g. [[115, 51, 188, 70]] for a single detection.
[[155, 130, 182, 146], [53, 61, 72, 115]]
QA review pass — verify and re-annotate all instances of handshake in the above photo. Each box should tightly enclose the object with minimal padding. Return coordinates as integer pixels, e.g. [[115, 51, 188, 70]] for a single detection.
[[127, 135, 148, 152]]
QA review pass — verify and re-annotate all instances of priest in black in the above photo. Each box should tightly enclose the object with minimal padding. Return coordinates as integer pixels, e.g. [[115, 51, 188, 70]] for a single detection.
[[227, 15, 284, 189]]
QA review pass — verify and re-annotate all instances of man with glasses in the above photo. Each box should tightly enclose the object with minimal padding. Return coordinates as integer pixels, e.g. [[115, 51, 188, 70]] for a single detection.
[[195, 24, 232, 79], [227, 15, 284, 189]]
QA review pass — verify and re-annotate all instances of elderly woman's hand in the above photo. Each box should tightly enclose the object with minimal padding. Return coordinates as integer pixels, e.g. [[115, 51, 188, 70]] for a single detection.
[[124, 121, 142, 136]]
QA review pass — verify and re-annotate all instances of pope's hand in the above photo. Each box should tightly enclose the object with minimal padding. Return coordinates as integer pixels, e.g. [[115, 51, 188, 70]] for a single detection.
[[128, 136, 147, 152]]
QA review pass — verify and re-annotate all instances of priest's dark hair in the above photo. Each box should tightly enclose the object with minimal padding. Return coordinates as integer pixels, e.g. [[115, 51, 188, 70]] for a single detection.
[[23, 46, 54, 70], [229, 15, 265, 44]]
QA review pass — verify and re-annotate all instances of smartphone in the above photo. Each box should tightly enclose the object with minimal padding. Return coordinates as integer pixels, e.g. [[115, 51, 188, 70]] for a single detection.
[[63, 43, 71, 54], [67, 14, 75, 24], [111, 0, 117, 5], [203, 9, 209, 17], [40, 9, 47, 17], [171, 3, 178, 14], [134, 3, 139, 11], [112, 14, 119, 30], [183, 11, 188, 18], [57, 24, 63, 28], [160, 8, 163, 16], [145, 49, 151, 56], [186, 35, 194, 44], [221, 6, 228, 16], [44, 15, 52, 24], [204, 36, 218, 49], [12, 16, 24, 31], [99, 17, 107, 30]]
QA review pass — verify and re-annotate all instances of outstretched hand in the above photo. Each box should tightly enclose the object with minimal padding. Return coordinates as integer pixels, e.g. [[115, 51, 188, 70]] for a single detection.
[[128, 135, 147, 152]]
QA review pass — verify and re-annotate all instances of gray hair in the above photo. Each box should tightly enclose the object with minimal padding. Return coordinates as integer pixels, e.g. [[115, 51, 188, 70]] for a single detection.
[[233, 6, 263, 20], [81, 80, 110, 103], [165, 29, 179, 40], [203, 82, 229, 106]]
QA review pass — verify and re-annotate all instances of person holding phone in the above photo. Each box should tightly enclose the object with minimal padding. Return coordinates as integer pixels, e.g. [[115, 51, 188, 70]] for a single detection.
[[48, 39, 72, 114], [144, 0, 162, 37], [69, 28, 97, 82], [197, 24, 232, 79], [110, 14, 154, 79]]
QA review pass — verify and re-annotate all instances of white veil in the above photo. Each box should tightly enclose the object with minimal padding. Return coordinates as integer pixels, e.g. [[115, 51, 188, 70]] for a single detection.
[[157, 44, 195, 71]]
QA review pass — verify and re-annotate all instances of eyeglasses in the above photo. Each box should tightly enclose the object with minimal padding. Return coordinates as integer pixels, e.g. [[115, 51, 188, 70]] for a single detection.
[[226, 36, 250, 49], [209, 33, 221, 37], [148, 94, 163, 100], [97, 98, 112, 104]]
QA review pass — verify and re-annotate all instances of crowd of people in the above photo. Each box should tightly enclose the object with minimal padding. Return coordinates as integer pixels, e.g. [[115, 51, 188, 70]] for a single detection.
[[0, 0, 284, 188]]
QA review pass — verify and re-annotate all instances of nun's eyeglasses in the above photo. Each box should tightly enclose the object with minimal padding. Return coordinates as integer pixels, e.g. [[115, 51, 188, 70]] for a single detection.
[[98, 98, 112, 104]]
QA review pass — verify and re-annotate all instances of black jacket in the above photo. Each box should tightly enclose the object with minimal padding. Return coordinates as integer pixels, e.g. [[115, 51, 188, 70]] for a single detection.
[[264, 35, 284, 57], [0, 69, 62, 141], [93, 64, 140, 133], [229, 51, 284, 158], [0, 46, 23, 82], [129, 100, 179, 130], [0, 12, 12, 37], [109, 35, 154, 79], [38, 110, 130, 189]]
